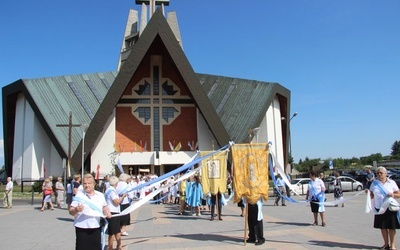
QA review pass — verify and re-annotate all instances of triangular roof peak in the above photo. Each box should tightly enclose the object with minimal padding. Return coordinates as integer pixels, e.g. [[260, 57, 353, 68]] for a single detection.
[[83, 7, 230, 169]]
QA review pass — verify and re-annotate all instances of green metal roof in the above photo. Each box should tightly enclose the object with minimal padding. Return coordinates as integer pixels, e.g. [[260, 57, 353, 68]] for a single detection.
[[12, 71, 288, 158], [21, 71, 117, 158], [197, 74, 289, 143]]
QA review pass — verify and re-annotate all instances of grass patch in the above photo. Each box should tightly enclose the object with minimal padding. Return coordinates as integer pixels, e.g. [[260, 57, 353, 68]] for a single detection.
[[0, 183, 43, 198]]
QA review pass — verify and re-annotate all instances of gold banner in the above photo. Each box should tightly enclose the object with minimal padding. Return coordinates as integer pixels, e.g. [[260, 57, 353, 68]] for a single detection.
[[200, 151, 227, 195], [232, 143, 269, 204]]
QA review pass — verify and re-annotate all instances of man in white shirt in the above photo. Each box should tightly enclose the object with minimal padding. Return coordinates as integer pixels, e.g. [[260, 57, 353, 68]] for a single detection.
[[274, 174, 286, 206], [3, 177, 13, 208]]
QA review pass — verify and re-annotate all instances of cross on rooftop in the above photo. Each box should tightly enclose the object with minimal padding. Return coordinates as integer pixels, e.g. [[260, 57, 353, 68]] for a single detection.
[[136, 0, 170, 5], [136, 0, 170, 15]]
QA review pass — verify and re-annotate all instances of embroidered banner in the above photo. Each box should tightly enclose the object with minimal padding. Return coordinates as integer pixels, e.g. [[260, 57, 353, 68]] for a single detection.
[[200, 151, 227, 195], [232, 143, 269, 204]]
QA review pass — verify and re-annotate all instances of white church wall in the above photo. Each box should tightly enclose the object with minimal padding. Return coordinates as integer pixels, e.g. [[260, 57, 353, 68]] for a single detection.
[[265, 97, 285, 171], [49, 143, 64, 178], [12, 94, 63, 183], [12, 94, 29, 183], [32, 113, 51, 177], [197, 109, 218, 151], [91, 109, 117, 178]]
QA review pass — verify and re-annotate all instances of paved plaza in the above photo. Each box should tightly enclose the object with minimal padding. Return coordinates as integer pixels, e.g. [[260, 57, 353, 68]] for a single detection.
[[0, 192, 392, 249]]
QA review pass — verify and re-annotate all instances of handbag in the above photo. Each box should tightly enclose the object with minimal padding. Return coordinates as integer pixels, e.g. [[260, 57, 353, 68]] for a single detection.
[[44, 189, 53, 195], [388, 197, 400, 212]]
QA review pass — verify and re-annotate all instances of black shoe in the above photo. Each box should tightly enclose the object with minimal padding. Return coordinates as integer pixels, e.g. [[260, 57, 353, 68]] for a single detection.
[[282, 204, 286, 206], [255, 240, 265, 246], [243, 238, 256, 243]]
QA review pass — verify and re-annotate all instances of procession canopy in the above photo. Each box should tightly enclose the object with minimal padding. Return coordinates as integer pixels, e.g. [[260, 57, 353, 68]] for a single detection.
[[232, 143, 269, 204], [200, 151, 228, 195]]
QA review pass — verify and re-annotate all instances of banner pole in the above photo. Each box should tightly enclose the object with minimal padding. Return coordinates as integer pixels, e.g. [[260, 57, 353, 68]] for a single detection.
[[243, 201, 248, 245], [216, 193, 219, 221]]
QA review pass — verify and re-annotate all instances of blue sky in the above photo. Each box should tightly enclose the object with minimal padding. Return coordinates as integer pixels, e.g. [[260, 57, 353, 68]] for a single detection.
[[1, 0, 399, 165]]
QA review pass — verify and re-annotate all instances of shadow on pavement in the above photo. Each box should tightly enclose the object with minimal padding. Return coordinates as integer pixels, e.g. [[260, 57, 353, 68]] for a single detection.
[[169, 233, 242, 245], [57, 217, 74, 222], [309, 240, 377, 249], [270, 221, 313, 227]]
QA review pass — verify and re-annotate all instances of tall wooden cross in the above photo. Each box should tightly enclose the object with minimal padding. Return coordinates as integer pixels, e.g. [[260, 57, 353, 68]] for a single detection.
[[56, 111, 82, 178]]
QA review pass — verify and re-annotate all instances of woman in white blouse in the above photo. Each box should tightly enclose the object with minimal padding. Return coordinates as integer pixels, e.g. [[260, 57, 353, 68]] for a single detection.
[[369, 166, 400, 250], [105, 176, 126, 250], [306, 170, 326, 227]]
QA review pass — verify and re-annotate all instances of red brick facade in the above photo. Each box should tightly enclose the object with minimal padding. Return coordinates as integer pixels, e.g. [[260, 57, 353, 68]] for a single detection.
[[115, 38, 198, 152]]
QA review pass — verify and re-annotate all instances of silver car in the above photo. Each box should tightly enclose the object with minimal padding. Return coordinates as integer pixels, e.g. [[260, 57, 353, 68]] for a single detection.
[[289, 178, 311, 195], [325, 176, 363, 193]]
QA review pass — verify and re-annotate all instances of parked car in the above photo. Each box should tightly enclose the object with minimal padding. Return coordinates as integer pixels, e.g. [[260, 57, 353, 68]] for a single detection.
[[388, 174, 400, 189], [325, 176, 363, 193], [387, 168, 400, 175], [354, 173, 368, 187], [289, 178, 311, 195], [341, 173, 356, 179]]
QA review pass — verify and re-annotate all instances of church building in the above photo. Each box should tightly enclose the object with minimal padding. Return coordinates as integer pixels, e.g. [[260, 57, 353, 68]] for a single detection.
[[2, 1, 291, 183]]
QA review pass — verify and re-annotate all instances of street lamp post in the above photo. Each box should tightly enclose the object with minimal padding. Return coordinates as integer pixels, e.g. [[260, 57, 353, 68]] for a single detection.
[[282, 112, 298, 173], [288, 112, 298, 173], [80, 124, 89, 180]]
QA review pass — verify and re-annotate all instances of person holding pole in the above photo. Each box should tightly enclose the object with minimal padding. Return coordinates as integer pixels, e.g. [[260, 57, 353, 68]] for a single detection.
[[177, 178, 187, 215], [244, 197, 265, 245], [210, 192, 223, 221]]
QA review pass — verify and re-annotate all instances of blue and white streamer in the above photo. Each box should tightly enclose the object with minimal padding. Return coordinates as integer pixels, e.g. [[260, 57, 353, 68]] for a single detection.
[[112, 143, 234, 216]]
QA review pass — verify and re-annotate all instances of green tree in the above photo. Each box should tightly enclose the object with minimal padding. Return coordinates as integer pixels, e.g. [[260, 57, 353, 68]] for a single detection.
[[288, 152, 294, 165], [360, 153, 382, 165], [391, 140, 400, 159], [296, 157, 321, 173], [293, 138, 400, 173]]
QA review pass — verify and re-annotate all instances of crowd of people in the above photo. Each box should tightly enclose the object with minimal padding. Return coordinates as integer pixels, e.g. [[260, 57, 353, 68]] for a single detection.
[[65, 172, 212, 249], [4, 164, 400, 249]]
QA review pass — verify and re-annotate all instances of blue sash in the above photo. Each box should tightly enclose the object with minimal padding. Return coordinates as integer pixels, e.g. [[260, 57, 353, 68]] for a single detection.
[[373, 180, 388, 198], [309, 180, 325, 212], [73, 195, 103, 215], [118, 184, 129, 195], [104, 187, 116, 200]]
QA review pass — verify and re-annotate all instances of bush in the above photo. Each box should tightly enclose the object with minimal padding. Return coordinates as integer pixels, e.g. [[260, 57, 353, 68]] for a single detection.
[[31, 181, 43, 192]]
